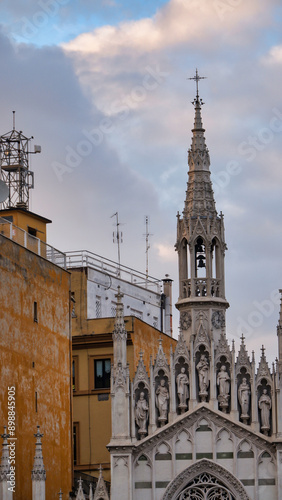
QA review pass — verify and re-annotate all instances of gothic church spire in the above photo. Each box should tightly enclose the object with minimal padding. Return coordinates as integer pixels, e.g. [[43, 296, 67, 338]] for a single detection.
[[176, 70, 229, 346]]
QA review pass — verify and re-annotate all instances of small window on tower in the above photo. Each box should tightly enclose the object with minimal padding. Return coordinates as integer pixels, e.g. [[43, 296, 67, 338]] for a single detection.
[[28, 226, 37, 237], [34, 301, 38, 323]]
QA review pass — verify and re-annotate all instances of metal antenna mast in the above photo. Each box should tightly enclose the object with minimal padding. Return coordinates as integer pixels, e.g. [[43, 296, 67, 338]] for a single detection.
[[111, 212, 123, 277], [0, 111, 41, 210], [144, 216, 153, 284]]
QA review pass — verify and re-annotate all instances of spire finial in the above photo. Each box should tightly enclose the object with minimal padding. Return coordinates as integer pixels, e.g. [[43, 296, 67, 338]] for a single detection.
[[188, 68, 207, 98], [240, 333, 245, 344]]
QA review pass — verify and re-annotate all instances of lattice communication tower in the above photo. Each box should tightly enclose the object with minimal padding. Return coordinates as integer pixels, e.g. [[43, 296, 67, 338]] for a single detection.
[[0, 112, 41, 210]]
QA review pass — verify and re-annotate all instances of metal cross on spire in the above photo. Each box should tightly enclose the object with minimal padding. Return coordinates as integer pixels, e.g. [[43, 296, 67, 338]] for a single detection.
[[188, 68, 206, 97]]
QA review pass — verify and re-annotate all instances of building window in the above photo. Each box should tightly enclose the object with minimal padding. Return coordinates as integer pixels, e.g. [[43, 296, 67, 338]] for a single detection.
[[28, 226, 37, 237], [94, 358, 111, 389], [72, 356, 79, 391], [73, 422, 80, 465], [34, 301, 38, 323], [71, 292, 76, 318], [96, 296, 101, 318], [111, 302, 116, 317]]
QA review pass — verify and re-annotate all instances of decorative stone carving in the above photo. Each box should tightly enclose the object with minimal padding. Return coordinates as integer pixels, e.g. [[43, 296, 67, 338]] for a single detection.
[[0, 427, 10, 481], [235, 335, 251, 376], [180, 311, 192, 330], [135, 392, 149, 437], [31, 426, 46, 482], [134, 404, 275, 459], [238, 378, 250, 424], [162, 459, 251, 500], [196, 354, 210, 401], [256, 345, 272, 389], [176, 367, 189, 413], [174, 330, 190, 367], [217, 365, 230, 413], [258, 389, 271, 435], [215, 332, 231, 365], [194, 313, 210, 353], [133, 351, 150, 393], [76, 478, 86, 500], [156, 379, 169, 426], [94, 465, 109, 500], [112, 362, 127, 392], [153, 339, 170, 379]]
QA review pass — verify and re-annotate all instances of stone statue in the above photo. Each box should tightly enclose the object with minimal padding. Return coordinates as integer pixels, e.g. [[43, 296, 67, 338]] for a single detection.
[[217, 365, 230, 412], [258, 389, 271, 435], [196, 354, 209, 401], [238, 377, 250, 423], [135, 392, 149, 436], [156, 379, 169, 425], [176, 367, 189, 412]]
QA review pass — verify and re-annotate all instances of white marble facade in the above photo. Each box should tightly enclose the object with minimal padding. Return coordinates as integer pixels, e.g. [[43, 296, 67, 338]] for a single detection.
[[108, 78, 282, 500]]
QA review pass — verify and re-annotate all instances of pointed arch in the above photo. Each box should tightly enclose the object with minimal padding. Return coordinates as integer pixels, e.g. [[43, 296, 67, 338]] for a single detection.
[[195, 417, 213, 433], [236, 438, 254, 457], [175, 428, 192, 445], [216, 427, 233, 444], [155, 440, 172, 456], [134, 452, 152, 468], [161, 459, 251, 500]]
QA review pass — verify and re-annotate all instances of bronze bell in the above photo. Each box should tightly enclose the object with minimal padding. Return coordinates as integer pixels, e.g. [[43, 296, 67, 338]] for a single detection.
[[197, 255, 206, 268]]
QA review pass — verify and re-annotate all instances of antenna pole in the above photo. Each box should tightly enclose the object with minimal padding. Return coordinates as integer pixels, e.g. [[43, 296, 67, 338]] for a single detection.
[[12, 111, 15, 130], [143, 216, 153, 288], [145, 216, 150, 281], [111, 212, 123, 277]]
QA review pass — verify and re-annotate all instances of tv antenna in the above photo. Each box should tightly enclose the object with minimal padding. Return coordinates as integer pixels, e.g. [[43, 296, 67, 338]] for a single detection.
[[0, 111, 41, 210], [111, 212, 123, 277], [143, 215, 153, 284]]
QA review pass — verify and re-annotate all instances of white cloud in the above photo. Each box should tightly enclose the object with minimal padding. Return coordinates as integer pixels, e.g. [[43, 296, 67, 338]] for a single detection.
[[62, 0, 274, 61], [262, 44, 282, 65], [154, 242, 177, 263]]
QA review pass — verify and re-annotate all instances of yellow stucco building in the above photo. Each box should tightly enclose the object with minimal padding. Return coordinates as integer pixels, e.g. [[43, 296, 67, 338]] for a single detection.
[[0, 208, 72, 499], [70, 264, 176, 484]]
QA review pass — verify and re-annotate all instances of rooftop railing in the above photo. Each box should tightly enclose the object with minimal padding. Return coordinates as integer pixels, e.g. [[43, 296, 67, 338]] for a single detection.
[[0, 216, 66, 269], [65, 250, 162, 293]]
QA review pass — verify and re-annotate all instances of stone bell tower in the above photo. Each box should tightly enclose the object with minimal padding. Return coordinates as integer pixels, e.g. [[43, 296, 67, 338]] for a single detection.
[[175, 70, 229, 346]]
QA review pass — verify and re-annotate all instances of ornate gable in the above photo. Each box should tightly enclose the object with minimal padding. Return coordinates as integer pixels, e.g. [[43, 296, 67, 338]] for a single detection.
[[174, 330, 190, 367], [194, 313, 210, 353], [235, 335, 252, 376], [153, 338, 170, 378], [256, 345, 272, 388], [133, 351, 150, 393], [215, 332, 231, 365]]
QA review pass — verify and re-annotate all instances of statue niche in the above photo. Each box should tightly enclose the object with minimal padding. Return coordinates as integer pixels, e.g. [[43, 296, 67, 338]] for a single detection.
[[216, 360, 230, 413], [155, 375, 169, 427], [258, 383, 272, 436], [135, 387, 149, 439], [238, 373, 251, 425], [176, 362, 189, 414], [196, 350, 210, 402]]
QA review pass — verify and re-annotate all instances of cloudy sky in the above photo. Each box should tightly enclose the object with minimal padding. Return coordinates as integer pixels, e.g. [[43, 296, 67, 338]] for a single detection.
[[1, 0, 282, 364]]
